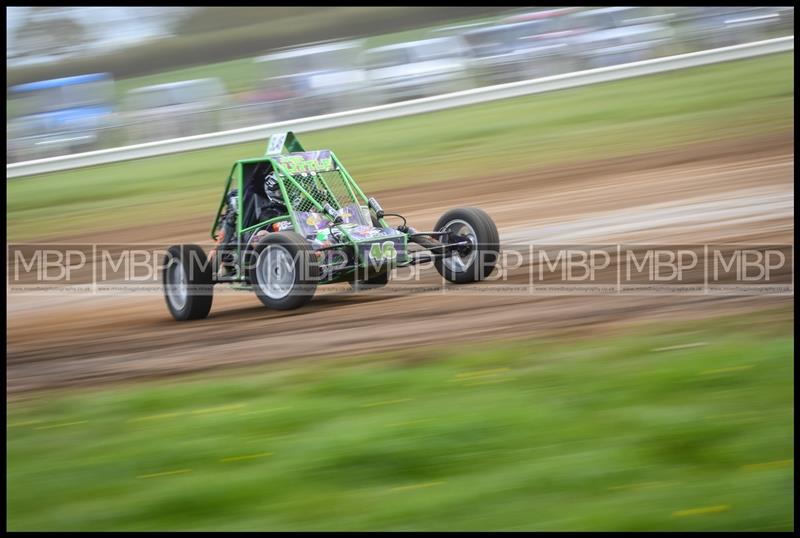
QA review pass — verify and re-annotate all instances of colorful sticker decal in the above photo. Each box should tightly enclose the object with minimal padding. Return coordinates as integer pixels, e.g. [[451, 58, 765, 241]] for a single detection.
[[272, 220, 292, 232], [338, 204, 369, 226], [348, 225, 400, 240], [295, 211, 330, 232], [305, 213, 326, 228], [296, 209, 394, 238], [277, 151, 335, 174]]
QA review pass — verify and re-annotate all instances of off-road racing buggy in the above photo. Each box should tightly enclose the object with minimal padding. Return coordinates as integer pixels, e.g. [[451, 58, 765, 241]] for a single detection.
[[162, 132, 500, 321]]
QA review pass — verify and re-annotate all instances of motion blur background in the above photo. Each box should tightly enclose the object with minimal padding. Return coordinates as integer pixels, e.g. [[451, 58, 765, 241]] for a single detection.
[[6, 6, 795, 531], [6, 6, 794, 161]]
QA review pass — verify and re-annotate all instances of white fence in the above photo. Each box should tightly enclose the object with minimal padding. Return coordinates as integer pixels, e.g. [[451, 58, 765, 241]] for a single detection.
[[6, 36, 793, 179]]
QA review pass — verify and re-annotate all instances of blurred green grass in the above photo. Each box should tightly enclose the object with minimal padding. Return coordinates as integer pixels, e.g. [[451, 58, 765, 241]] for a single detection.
[[6, 52, 794, 241], [6, 309, 794, 531]]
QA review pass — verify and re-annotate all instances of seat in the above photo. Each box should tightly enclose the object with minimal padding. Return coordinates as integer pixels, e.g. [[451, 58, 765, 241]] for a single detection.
[[242, 191, 259, 230], [241, 162, 273, 229]]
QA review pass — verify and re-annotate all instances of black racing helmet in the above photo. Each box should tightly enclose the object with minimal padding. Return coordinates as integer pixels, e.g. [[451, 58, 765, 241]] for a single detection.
[[263, 172, 286, 208]]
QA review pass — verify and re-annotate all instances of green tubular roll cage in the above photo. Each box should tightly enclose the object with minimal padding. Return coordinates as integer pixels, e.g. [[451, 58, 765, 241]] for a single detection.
[[211, 132, 405, 280]]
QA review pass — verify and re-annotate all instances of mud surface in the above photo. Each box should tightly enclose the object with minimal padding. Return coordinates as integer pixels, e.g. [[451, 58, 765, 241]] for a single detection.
[[7, 133, 794, 394]]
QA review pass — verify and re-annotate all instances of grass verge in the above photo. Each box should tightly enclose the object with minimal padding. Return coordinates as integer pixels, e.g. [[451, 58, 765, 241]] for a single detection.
[[6, 52, 793, 241], [6, 308, 794, 531]]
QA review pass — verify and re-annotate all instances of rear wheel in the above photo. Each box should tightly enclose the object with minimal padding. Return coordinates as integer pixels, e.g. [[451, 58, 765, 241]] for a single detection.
[[163, 245, 214, 321], [434, 207, 500, 283], [249, 231, 319, 310]]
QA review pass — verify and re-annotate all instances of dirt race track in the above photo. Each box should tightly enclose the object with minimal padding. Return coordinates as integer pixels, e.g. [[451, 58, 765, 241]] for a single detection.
[[6, 133, 794, 394]]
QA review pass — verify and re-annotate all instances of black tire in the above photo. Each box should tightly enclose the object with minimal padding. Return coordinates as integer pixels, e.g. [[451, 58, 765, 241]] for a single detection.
[[433, 207, 500, 284], [248, 231, 319, 310], [163, 244, 214, 321]]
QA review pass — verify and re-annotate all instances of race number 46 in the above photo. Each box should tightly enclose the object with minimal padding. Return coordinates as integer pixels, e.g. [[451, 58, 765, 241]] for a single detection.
[[369, 241, 398, 261]]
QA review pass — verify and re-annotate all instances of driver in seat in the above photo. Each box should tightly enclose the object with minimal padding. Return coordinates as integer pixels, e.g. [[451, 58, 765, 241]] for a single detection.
[[257, 172, 288, 221], [212, 171, 288, 275]]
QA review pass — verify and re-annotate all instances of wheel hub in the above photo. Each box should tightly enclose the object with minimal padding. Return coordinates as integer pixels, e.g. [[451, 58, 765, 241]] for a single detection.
[[256, 246, 295, 300], [441, 219, 478, 273]]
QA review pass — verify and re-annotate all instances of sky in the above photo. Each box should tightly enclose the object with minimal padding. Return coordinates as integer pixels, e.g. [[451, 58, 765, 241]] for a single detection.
[[6, 7, 191, 60]]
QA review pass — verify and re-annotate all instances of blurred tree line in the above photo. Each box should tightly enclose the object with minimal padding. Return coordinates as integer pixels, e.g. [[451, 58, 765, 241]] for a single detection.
[[9, 7, 90, 60], [7, 7, 508, 88]]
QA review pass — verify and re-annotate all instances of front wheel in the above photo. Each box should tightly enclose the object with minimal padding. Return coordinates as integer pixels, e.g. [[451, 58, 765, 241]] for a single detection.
[[434, 207, 500, 283], [163, 244, 214, 321], [249, 231, 320, 310]]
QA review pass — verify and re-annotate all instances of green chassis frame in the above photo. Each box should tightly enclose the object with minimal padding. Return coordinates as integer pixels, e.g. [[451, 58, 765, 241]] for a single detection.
[[211, 132, 419, 285]]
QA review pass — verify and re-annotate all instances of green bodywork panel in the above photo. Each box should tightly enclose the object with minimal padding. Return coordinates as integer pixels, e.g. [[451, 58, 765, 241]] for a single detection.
[[211, 131, 408, 282]]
